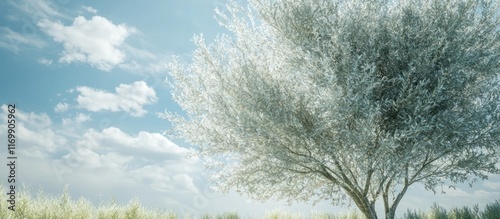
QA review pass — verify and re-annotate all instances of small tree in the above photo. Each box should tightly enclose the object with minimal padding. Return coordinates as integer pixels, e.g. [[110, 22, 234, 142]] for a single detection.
[[163, 0, 500, 218]]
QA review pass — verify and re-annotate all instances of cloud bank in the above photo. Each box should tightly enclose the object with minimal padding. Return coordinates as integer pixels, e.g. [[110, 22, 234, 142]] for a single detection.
[[0, 105, 201, 210]]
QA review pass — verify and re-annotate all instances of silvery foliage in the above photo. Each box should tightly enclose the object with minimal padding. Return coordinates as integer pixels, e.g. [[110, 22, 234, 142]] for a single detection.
[[163, 0, 499, 218]]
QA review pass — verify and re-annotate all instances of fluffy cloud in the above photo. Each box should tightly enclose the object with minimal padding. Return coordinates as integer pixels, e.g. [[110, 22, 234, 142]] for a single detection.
[[62, 126, 200, 194], [78, 127, 191, 156], [94, 127, 189, 155], [16, 109, 52, 128], [0, 104, 202, 211], [76, 81, 157, 117], [62, 113, 91, 126], [5, 0, 166, 74], [82, 6, 97, 14], [38, 15, 135, 71], [38, 57, 53, 65], [0, 105, 65, 157], [54, 102, 69, 113]]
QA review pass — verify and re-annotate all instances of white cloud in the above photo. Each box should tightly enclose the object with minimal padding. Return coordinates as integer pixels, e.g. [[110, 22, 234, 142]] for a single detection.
[[4, 0, 178, 75], [118, 44, 173, 74], [7, 0, 68, 20], [129, 166, 199, 193], [0, 27, 46, 53], [5, 0, 168, 74], [0, 105, 65, 157], [119, 59, 169, 74], [15, 109, 52, 129], [38, 57, 53, 65], [483, 175, 500, 190], [0, 104, 202, 212], [473, 190, 500, 198], [75, 113, 91, 123], [19, 124, 67, 154], [62, 113, 91, 126], [62, 126, 200, 194], [93, 127, 192, 157], [82, 6, 97, 14], [54, 102, 69, 113], [76, 81, 157, 117], [485, 183, 500, 192], [38, 16, 135, 71], [441, 186, 469, 197]]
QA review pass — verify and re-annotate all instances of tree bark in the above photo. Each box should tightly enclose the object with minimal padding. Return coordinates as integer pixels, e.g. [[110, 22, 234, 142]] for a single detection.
[[384, 183, 409, 219], [352, 197, 378, 219]]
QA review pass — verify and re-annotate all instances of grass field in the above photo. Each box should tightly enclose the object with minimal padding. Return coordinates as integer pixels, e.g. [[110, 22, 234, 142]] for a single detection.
[[0, 184, 498, 219]]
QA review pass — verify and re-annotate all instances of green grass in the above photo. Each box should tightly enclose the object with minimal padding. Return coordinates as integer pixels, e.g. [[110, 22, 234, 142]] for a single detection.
[[404, 201, 500, 219], [0, 184, 499, 219]]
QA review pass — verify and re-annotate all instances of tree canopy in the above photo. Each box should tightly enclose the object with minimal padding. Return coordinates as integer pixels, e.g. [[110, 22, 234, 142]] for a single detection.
[[163, 0, 500, 218]]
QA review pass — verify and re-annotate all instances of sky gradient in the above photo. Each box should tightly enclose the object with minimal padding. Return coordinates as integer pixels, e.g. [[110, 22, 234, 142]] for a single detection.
[[0, 0, 499, 218]]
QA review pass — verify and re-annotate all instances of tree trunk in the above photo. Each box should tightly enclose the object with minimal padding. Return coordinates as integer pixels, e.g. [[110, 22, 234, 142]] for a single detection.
[[353, 198, 378, 219], [385, 207, 397, 219], [384, 184, 409, 219], [364, 202, 378, 219]]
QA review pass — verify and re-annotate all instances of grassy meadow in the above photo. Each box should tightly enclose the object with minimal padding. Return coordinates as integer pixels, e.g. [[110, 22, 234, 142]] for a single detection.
[[0, 184, 499, 219]]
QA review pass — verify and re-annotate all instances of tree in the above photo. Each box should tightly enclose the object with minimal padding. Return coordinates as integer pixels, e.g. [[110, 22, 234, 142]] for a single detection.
[[163, 0, 500, 218]]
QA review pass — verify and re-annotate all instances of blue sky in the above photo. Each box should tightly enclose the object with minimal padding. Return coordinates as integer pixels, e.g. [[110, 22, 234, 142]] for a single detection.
[[0, 0, 499, 217]]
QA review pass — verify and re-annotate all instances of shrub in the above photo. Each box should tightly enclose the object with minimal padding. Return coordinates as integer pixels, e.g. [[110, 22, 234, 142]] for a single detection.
[[428, 203, 448, 219], [404, 209, 425, 219], [481, 200, 500, 219], [448, 205, 479, 219]]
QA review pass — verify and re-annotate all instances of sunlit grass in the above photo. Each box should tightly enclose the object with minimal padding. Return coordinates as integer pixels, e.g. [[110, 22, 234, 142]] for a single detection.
[[0, 184, 499, 218]]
